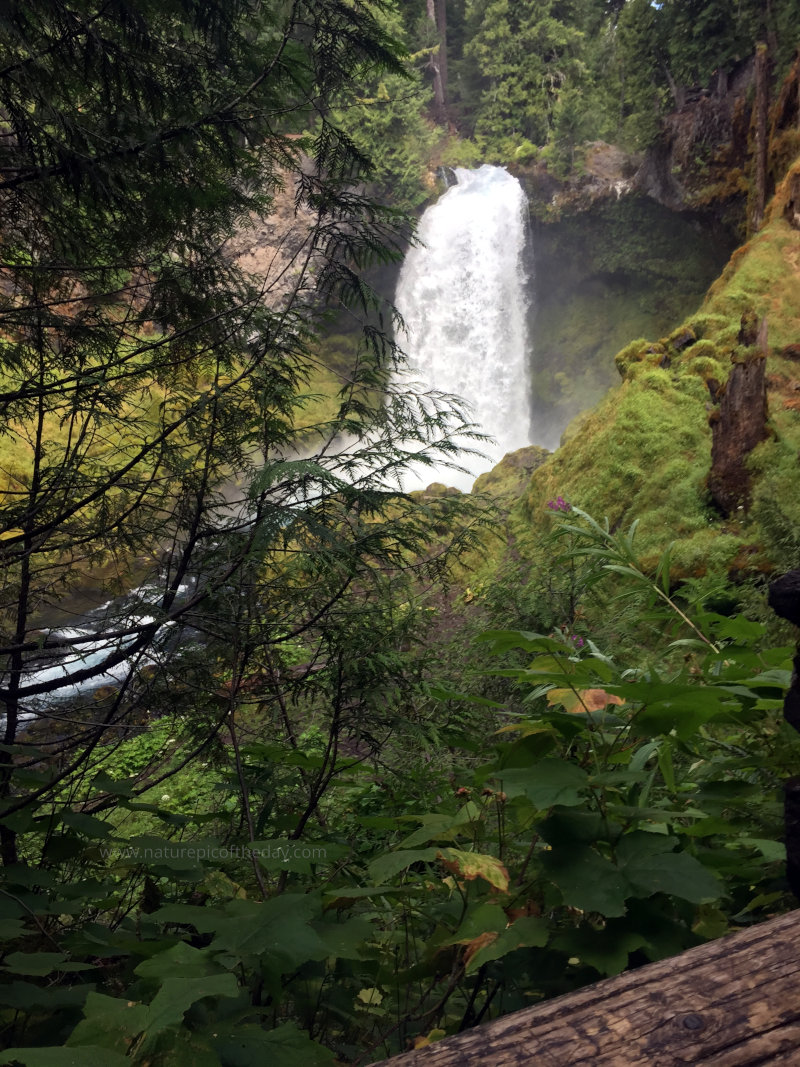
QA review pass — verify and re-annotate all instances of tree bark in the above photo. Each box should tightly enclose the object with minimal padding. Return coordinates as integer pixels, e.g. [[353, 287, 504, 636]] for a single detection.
[[753, 41, 769, 232], [375, 911, 800, 1066], [427, 0, 448, 125]]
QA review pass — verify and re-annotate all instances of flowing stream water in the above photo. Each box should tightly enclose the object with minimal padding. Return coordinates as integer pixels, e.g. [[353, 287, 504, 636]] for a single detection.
[[394, 164, 533, 491]]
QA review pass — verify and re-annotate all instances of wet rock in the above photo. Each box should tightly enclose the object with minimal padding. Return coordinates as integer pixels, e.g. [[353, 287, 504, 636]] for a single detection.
[[670, 326, 696, 352]]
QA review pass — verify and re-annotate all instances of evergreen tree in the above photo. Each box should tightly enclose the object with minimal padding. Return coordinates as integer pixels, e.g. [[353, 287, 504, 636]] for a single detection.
[[0, 0, 480, 861], [464, 0, 589, 147]]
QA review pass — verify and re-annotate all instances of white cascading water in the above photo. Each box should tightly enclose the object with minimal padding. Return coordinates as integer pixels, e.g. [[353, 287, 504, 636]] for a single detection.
[[394, 164, 532, 492]]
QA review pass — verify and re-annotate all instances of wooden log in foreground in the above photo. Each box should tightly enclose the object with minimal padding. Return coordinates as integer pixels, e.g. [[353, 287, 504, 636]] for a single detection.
[[374, 909, 800, 1066]]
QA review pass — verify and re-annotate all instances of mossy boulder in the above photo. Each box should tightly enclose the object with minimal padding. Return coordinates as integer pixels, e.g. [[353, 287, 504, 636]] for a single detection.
[[473, 446, 550, 502]]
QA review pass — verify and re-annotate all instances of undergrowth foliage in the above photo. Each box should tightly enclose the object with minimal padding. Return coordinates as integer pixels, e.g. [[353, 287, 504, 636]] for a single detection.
[[0, 507, 795, 1064]]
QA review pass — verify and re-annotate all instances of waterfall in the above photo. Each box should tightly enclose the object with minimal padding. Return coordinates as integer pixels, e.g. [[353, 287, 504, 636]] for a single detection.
[[394, 165, 532, 492]]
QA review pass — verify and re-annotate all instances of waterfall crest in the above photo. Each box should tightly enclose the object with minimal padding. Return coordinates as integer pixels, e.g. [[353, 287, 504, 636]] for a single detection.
[[394, 165, 532, 491]]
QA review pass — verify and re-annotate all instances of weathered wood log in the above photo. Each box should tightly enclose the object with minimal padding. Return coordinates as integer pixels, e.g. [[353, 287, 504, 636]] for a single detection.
[[374, 909, 800, 1066]]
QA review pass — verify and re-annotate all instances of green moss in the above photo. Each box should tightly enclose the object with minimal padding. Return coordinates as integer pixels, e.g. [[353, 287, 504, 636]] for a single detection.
[[520, 374, 713, 555], [492, 159, 800, 604], [703, 218, 800, 350], [294, 333, 386, 433], [689, 312, 733, 340], [614, 338, 649, 377], [472, 445, 550, 502], [748, 437, 800, 569], [668, 325, 696, 348], [681, 339, 719, 362]]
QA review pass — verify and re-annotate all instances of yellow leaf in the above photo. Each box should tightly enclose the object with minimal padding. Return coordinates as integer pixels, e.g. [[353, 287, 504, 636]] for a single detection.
[[357, 987, 383, 1006], [547, 688, 625, 713], [414, 1029, 446, 1049], [438, 849, 509, 892], [495, 721, 555, 736]]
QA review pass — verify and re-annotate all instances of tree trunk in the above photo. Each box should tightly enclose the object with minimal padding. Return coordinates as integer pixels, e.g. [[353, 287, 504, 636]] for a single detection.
[[663, 65, 685, 109], [752, 41, 769, 232], [427, 0, 448, 125]]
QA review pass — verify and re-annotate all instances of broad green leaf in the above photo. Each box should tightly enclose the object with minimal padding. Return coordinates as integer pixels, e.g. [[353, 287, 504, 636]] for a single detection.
[[145, 973, 239, 1033], [135, 941, 222, 980], [399, 813, 477, 848], [477, 630, 548, 654], [0, 1049, 129, 1066], [538, 807, 609, 847], [495, 759, 589, 809], [367, 848, 441, 884], [66, 993, 149, 1053], [59, 812, 114, 838], [2, 952, 68, 977], [692, 904, 730, 939], [744, 669, 792, 689], [541, 846, 630, 917], [90, 771, 134, 797], [553, 921, 647, 976], [707, 615, 766, 642], [210, 895, 329, 970], [619, 836, 722, 903], [442, 902, 508, 945], [615, 681, 732, 739], [210, 1022, 336, 1067], [0, 918, 28, 939], [322, 886, 414, 905], [736, 838, 786, 862], [616, 832, 681, 864], [465, 916, 549, 973], [311, 917, 375, 959]]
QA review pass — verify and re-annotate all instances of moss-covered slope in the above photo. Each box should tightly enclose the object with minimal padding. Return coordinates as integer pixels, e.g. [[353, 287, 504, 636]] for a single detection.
[[511, 158, 800, 579]]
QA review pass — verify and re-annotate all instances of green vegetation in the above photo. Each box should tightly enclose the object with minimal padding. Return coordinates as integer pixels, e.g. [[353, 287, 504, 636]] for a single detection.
[[313, 0, 800, 207], [1, 506, 796, 1063], [3, 1, 800, 1064]]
